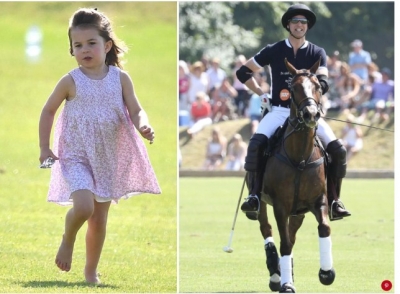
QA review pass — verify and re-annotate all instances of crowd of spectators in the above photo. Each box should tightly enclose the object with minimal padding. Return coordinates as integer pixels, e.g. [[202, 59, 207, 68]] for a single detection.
[[179, 39, 394, 168]]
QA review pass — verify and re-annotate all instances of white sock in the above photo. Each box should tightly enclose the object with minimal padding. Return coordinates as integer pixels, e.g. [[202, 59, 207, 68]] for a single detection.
[[319, 236, 333, 271], [280, 255, 293, 285], [264, 237, 274, 245]]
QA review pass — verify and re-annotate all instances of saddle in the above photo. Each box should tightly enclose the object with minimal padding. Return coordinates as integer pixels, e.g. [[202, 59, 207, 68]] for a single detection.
[[265, 118, 328, 176], [260, 119, 329, 215]]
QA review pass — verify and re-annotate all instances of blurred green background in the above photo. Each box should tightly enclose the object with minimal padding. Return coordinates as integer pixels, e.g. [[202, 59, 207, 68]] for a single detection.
[[0, 2, 177, 293]]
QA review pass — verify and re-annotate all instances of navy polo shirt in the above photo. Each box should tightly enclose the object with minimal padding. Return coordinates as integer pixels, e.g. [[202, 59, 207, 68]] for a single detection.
[[253, 39, 327, 108]]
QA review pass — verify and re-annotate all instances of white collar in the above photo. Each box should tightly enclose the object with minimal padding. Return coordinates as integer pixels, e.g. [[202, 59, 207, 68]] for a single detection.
[[285, 39, 309, 49]]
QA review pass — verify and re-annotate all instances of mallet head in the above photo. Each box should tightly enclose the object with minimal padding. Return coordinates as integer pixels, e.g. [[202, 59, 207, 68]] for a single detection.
[[223, 246, 233, 253]]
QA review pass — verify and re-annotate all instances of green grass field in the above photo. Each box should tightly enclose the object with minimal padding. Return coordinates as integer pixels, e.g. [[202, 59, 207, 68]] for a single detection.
[[0, 2, 177, 293], [179, 177, 394, 293]]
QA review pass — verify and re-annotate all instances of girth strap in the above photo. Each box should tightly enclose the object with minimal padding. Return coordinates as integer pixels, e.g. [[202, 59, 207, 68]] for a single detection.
[[274, 153, 325, 216]]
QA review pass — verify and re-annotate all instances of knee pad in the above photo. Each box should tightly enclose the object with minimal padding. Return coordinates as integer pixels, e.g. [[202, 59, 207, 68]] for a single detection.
[[326, 139, 347, 178], [244, 134, 269, 172]]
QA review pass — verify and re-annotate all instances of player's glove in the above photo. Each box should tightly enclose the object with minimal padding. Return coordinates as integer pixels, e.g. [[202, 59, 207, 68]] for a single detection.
[[260, 93, 272, 118]]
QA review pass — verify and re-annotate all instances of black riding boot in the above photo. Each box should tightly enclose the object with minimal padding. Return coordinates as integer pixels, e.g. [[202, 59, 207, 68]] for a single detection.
[[326, 139, 351, 221], [241, 134, 268, 220], [241, 171, 262, 220]]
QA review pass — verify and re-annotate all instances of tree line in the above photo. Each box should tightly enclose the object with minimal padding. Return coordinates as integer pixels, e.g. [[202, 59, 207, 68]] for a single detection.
[[179, 2, 394, 76]]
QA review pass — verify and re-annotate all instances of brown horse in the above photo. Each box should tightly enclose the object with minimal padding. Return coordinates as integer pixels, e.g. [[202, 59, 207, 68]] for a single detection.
[[255, 58, 335, 293]]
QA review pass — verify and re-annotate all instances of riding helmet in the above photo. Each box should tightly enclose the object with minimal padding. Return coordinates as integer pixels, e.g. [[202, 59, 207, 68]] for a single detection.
[[281, 4, 316, 30]]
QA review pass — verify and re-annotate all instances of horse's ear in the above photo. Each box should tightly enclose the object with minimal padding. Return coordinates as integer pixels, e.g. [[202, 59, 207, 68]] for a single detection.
[[284, 58, 297, 75], [309, 57, 321, 74]]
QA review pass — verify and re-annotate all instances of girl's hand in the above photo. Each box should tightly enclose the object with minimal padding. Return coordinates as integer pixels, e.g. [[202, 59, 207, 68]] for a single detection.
[[39, 148, 59, 165], [139, 125, 155, 143]]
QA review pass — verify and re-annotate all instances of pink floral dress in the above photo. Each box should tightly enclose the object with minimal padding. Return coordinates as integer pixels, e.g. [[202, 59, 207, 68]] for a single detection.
[[47, 66, 161, 205]]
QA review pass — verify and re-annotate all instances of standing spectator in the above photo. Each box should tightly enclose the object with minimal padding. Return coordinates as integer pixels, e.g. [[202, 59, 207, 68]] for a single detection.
[[225, 133, 248, 171], [335, 62, 362, 112], [179, 60, 190, 111], [247, 81, 270, 134], [232, 55, 251, 117], [327, 51, 342, 82], [348, 39, 371, 85], [187, 92, 212, 137], [341, 114, 363, 161], [206, 57, 227, 92], [201, 54, 210, 71], [203, 127, 227, 170], [188, 61, 209, 107]]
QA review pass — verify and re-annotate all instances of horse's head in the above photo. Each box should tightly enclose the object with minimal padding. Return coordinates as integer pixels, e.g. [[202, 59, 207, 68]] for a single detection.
[[284, 58, 323, 129]]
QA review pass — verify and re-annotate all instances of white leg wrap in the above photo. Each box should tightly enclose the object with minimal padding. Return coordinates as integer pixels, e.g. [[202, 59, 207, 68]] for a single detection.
[[264, 236, 275, 245], [319, 236, 333, 271], [280, 255, 293, 285]]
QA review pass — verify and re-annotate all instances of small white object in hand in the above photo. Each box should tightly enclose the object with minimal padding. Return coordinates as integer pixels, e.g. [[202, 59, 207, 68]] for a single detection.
[[40, 157, 55, 169]]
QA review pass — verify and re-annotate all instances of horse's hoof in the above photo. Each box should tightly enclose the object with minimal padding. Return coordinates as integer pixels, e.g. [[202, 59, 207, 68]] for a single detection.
[[269, 273, 281, 292], [319, 268, 335, 285], [279, 282, 296, 293]]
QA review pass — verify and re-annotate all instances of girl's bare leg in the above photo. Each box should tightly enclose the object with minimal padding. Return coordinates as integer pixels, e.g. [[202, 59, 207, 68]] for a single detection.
[[84, 200, 111, 284], [55, 190, 94, 272]]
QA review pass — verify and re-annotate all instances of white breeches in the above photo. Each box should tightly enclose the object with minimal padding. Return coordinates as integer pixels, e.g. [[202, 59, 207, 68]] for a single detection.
[[255, 106, 337, 148]]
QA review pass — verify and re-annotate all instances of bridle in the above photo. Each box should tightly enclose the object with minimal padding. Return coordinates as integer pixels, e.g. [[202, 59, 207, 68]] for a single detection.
[[288, 72, 323, 131]]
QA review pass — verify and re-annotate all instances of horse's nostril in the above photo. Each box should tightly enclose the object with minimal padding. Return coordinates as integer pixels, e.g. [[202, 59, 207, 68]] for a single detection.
[[316, 112, 321, 121]]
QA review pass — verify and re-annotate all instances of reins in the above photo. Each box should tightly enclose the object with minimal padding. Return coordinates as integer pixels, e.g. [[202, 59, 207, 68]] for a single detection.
[[275, 71, 325, 216], [324, 117, 394, 133]]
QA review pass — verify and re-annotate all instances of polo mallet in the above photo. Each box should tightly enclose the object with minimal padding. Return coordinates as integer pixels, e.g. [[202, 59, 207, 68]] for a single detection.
[[223, 176, 246, 253]]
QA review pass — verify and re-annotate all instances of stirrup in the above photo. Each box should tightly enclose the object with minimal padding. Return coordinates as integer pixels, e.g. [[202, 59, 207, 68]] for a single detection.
[[329, 200, 349, 221], [241, 195, 260, 221]]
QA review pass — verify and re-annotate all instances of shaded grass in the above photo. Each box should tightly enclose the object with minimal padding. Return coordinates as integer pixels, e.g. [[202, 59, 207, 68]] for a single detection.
[[0, 2, 177, 293], [179, 177, 394, 293]]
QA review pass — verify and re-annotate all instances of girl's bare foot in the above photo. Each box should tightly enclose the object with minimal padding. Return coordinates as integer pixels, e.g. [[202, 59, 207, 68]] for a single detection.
[[55, 236, 74, 272], [84, 268, 101, 284]]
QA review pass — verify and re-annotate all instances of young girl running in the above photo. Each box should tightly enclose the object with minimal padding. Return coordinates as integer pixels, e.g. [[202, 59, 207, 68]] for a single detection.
[[38, 8, 161, 284]]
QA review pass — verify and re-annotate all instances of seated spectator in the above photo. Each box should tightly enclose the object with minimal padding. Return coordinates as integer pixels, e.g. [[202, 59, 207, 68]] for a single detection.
[[358, 67, 394, 123], [225, 133, 248, 171], [335, 62, 362, 112], [341, 114, 363, 161], [326, 51, 342, 107], [179, 60, 191, 111], [203, 127, 227, 170], [187, 92, 212, 137], [210, 78, 237, 123], [367, 62, 382, 83]]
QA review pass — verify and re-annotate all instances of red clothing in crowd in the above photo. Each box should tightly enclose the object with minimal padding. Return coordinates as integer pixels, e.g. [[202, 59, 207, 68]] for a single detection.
[[191, 100, 211, 121]]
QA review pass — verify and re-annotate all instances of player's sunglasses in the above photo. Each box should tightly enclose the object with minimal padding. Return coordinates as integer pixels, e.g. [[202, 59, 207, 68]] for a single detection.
[[289, 18, 308, 25]]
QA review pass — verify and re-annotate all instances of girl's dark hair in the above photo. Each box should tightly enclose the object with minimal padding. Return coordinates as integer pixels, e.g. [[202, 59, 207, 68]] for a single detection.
[[68, 8, 127, 68]]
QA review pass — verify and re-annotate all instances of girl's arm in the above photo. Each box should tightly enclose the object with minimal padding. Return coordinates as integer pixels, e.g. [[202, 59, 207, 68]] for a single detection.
[[121, 71, 154, 142], [38, 74, 72, 163]]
